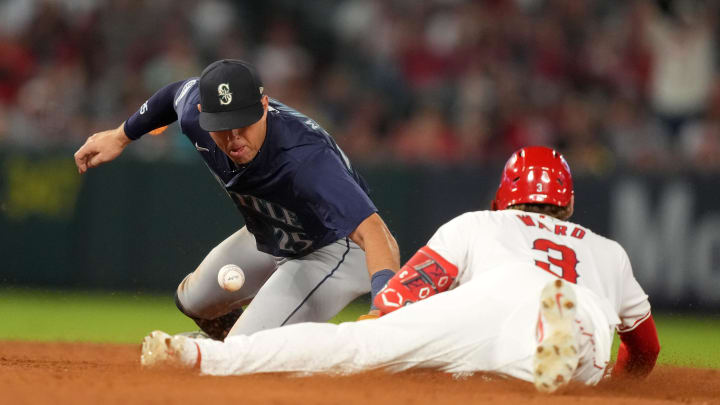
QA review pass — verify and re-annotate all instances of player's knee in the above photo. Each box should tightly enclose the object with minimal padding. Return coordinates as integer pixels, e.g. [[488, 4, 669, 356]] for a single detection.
[[174, 264, 226, 319], [174, 275, 203, 316], [175, 288, 216, 320], [174, 290, 194, 317]]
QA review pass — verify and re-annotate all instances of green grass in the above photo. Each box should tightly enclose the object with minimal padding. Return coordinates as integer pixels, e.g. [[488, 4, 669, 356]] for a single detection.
[[0, 288, 195, 343], [1, 288, 718, 368], [0, 288, 367, 343], [623, 313, 720, 369]]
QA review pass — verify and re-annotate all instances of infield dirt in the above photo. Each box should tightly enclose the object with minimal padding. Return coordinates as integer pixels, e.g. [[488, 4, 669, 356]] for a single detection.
[[1, 341, 718, 404]]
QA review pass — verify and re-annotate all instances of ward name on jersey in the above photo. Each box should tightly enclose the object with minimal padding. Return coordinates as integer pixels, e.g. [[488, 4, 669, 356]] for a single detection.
[[515, 214, 586, 239]]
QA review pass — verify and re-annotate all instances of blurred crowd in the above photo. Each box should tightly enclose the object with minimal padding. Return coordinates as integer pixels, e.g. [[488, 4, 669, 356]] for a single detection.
[[1, 0, 719, 172]]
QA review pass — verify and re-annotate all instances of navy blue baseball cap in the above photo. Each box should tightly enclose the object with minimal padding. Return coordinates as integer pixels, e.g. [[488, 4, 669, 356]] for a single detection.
[[199, 59, 265, 132]]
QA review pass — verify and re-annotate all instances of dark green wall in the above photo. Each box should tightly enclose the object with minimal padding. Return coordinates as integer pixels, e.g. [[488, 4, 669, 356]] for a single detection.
[[1, 151, 719, 309]]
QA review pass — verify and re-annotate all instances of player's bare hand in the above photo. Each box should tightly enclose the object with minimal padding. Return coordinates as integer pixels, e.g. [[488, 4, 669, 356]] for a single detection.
[[74, 123, 132, 174], [357, 309, 381, 321]]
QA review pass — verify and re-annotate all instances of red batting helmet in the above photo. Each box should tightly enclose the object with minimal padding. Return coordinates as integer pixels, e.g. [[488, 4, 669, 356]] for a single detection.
[[491, 146, 573, 211]]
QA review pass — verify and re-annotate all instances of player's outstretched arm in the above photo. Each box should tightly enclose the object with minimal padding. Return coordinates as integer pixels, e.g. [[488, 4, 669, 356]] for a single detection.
[[612, 314, 660, 378], [74, 80, 187, 174], [349, 213, 400, 274], [349, 213, 400, 318], [74, 123, 132, 174]]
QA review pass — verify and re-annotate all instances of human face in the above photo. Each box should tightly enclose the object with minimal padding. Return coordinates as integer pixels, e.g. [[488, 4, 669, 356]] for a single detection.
[[202, 96, 268, 165]]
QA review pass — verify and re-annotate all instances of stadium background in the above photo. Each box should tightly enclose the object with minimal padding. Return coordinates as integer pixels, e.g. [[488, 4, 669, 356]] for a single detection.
[[1, 0, 720, 337]]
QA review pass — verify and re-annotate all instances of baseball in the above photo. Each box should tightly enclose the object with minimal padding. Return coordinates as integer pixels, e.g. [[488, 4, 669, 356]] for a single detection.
[[217, 264, 245, 292]]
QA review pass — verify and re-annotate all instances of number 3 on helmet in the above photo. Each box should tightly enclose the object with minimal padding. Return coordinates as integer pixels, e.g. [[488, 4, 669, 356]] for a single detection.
[[492, 146, 574, 210]]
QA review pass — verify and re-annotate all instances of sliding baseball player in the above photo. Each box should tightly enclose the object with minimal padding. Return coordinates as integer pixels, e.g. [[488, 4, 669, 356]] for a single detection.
[[141, 146, 660, 393]]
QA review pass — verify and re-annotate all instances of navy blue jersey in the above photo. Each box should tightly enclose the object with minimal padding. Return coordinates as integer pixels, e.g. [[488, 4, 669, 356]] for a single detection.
[[125, 79, 377, 257]]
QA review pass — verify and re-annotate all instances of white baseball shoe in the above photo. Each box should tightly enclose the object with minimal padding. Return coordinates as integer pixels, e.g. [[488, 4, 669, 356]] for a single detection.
[[141, 330, 200, 369], [533, 279, 580, 393]]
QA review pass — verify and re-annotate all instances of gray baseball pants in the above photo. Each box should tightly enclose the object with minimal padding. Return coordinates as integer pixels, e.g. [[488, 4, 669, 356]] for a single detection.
[[175, 226, 370, 336]]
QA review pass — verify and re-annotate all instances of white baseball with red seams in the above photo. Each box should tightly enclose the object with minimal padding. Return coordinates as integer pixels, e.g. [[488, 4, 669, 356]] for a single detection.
[[217, 264, 245, 292]]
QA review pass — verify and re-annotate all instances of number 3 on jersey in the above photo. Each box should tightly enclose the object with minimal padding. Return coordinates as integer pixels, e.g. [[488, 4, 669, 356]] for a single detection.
[[532, 239, 579, 283]]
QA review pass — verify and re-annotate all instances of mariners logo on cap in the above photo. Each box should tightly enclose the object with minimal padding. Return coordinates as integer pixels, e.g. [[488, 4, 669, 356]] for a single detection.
[[218, 83, 232, 105]]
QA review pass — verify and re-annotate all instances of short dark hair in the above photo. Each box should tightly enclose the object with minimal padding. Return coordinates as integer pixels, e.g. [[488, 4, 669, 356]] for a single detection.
[[507, 203, 572, 221]]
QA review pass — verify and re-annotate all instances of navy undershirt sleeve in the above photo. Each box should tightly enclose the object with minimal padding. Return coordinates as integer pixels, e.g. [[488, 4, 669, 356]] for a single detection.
[[123, 80, 185, 140]]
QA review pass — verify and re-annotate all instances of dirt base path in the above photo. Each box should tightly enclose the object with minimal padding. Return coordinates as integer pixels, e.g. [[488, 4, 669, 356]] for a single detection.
[[1, 341, 718, 404]]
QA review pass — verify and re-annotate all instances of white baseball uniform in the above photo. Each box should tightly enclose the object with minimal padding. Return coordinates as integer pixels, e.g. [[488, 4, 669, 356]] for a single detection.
[[190, 210, 652, 384]]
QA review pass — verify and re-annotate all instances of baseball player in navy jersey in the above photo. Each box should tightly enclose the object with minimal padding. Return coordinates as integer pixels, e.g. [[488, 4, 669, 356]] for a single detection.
[[74, 59, 400, 339], [140, 146, 660, 393]]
